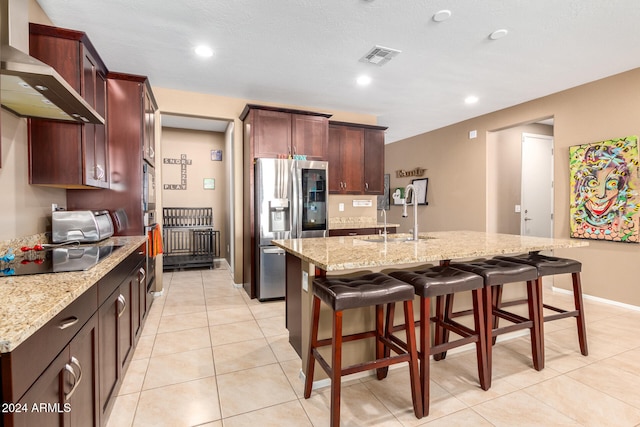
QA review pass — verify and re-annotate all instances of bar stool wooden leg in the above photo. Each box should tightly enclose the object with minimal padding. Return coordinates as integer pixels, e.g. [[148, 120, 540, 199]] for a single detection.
[[375, 304, 386, 379], [377, 302, 395, 380], [526, 280, 543, 371], [491, 284, 503, 345], [419, 295, 431, 415], [482, 285, 494, 388], [433, 293, 452, 361], [535, 276, 546, 362], [471, 288, 490, 390], [403, 299, 423, 419], [331, 309, 343, 427], [572, 272, 589, 356], [304, 296, 321, 399]]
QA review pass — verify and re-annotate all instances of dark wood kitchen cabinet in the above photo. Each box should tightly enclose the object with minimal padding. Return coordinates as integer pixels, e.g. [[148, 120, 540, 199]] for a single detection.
[[1, 284, 99, 427], [328, 123, 364, 194], [11, 314, 99, 427], [363, 127, 386, 195], [241, 104, 331, 160], [28, 23, 108, 189], [97, 250, 144, 424], [67, 73, 158, 237], [328, 121, 387, 195]]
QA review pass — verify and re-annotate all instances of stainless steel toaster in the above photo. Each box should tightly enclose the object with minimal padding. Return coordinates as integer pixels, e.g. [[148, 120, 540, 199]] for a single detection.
[[52, 210, 115, 243]]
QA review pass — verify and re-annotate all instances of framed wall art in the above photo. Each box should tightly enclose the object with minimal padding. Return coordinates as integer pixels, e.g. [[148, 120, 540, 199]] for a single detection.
[[410, 178, 429, 205], [569, 135, 640, 243]]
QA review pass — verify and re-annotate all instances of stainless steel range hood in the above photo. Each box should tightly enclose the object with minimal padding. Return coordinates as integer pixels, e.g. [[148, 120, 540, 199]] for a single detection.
[[0, 0, 104, 124]]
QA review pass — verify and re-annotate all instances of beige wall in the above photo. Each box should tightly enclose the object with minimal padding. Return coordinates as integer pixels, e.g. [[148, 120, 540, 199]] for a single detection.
[[0, 111, 67, 240], [161, 127, 227, 258], [386, 67, 640, 307]]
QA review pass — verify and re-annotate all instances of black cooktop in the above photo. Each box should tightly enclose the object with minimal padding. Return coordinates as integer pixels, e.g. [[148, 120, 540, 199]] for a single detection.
[[0, 245, 123, 277]]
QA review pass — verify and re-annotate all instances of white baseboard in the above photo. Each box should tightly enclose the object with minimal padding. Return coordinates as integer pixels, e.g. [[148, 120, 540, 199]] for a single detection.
[[551, 286, 640, 311]]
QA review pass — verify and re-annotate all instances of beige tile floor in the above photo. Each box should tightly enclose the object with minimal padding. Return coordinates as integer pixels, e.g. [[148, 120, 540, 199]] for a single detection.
[[106, 265, 640, 427]]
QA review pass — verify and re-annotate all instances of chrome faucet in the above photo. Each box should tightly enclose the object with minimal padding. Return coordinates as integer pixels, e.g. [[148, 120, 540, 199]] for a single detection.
[[402, 184, 419, 241], [380, 209, 388, 240]]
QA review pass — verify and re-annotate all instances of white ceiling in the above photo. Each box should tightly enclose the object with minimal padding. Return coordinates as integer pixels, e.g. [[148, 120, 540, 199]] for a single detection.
[[36, 0, 640, 143]]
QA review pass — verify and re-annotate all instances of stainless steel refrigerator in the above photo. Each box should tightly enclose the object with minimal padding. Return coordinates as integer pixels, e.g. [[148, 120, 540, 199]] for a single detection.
[[255, 158, 329, 300]]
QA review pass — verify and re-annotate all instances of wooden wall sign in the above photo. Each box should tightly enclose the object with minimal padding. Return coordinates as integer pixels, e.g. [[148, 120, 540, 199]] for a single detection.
[[395, 167, 426, 178]]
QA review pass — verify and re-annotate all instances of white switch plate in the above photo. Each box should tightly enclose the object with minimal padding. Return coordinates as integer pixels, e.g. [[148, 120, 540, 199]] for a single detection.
[[515, 204, 521, 213], [469, 130, 477, 139], [338, 203, 345, 212], [353, 199, 373, 207]]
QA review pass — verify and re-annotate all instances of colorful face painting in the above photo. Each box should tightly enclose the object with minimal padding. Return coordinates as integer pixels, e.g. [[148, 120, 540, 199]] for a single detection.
[[569, 136, 640, 243]]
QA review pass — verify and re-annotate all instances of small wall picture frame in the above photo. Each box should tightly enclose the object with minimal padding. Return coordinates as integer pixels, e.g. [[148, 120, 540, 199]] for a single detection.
[[211, 150, 223, 161], [203, 178, 215, 189], [410, 178, 428, 205]]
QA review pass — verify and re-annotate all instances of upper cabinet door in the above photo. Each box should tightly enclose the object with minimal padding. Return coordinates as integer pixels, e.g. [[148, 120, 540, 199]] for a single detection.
[[328, 124, 364, 194], [28, 24, 109, 189], [292, 114, 328, 160], [363, 128, 385, 195], [253, 109, 292, 158]]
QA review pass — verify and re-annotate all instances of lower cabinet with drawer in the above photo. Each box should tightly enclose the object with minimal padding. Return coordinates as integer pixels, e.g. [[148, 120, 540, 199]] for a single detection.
[[1, 244, 148, 427]]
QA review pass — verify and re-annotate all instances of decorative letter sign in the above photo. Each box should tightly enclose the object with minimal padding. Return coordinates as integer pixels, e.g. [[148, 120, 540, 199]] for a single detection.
[[163, 154, 192, 190]]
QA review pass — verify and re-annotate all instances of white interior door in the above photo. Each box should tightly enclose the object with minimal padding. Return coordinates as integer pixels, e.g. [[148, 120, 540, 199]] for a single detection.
[[521, 133, 554, 237]]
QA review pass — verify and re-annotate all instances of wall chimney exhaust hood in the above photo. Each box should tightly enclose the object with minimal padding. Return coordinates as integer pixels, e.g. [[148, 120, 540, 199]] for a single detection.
[[0, 0, 104, 124]]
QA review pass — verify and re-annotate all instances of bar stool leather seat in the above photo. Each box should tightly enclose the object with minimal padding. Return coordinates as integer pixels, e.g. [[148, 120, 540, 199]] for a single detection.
[[304, 272, 422, 426], [450, 259, 541, 387], [494, 253, 588, 359], [388, 266, 489, 416]]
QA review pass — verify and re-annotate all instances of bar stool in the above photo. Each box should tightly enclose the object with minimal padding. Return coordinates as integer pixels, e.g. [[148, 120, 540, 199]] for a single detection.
[[303, 273, 422, 426], [386, 266, 489, 416], [494, 252, 588, 361], [447, 259, 541, 387]]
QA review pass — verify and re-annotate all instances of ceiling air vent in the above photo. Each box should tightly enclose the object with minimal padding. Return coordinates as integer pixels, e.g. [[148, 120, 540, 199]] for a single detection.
[[359, 45, 401, 66]]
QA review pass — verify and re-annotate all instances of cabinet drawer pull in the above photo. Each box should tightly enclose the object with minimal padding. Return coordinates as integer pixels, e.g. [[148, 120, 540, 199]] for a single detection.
[[117, 294, 127, 318], [365, 182, 369, 190], [139, 267, 146, 283], [348, 232, 358, 236], [58, 316, 79, 330]]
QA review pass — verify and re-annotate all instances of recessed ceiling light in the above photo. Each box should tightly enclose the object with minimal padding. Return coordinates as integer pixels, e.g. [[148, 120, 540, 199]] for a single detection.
[[489, 29, 509, 40], [465, 95, 479, 104], [357, 75, 372, 86], [433, 10, 452, 22], [194, 45, 214, 58]]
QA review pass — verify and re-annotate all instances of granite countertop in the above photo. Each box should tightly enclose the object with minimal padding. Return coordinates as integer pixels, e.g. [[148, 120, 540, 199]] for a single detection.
[[272, 230, 589, 272], [0, 236, 146, 353]]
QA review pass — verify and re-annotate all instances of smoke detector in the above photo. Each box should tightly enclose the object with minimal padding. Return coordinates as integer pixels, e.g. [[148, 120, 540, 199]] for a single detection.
[[359, 45, 401, 66]]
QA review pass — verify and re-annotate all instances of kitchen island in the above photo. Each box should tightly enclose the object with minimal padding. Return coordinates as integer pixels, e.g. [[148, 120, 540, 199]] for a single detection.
[[272, 230, 588, 380]]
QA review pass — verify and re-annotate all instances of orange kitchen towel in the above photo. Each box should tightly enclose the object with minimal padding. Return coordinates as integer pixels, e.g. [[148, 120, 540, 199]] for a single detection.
[[154, 224, 163, 256], [148, 224, 163, 256]]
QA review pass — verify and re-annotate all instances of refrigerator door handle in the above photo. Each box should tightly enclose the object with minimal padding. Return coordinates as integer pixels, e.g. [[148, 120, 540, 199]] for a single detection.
[[291, 161, 301, 238]]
